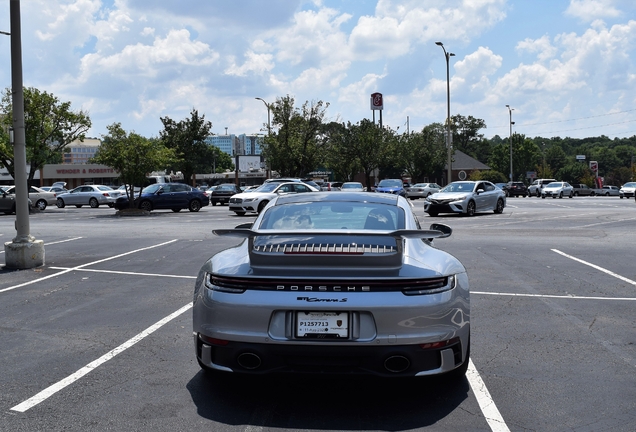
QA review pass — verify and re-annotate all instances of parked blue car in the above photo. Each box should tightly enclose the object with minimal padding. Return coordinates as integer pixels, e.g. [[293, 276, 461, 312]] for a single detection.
[[114, 183, 209, 212], [374, 179, 407, 197]]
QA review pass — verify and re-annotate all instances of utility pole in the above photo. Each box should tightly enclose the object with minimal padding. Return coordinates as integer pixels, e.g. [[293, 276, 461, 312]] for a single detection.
[[4, 0, 45, 269]]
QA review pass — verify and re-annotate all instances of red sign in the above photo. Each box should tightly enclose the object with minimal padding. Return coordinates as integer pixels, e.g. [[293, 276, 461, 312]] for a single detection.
[[370, 92, 383, 110], [589, 161, 598, 173]]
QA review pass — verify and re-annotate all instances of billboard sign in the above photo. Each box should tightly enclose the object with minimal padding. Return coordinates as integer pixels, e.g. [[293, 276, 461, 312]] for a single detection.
[[370, 92, 383, 110]]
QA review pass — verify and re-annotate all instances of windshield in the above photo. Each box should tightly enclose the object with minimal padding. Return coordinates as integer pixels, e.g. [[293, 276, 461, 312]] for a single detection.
[[259, 202, 405, 231], [623, 182, 636, 188], [253, 183, 279, 193], [377, 179, 402, 188], [341, 183, 363, 189], [142, 184, 163, 194], [441, 182, 475, 193], [217, 184, 236, 191], [545, 183, 561, 188]]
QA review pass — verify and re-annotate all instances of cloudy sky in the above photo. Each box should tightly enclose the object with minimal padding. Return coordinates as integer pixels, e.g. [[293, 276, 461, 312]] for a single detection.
[[0, 0, 634, 141]]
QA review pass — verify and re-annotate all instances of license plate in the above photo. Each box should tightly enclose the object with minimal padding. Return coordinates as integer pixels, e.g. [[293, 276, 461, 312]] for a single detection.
[[296, 311, 348, 339]]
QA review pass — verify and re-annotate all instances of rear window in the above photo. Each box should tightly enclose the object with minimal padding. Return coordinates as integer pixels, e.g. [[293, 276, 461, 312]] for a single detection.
[[259, 202, 405, 231]]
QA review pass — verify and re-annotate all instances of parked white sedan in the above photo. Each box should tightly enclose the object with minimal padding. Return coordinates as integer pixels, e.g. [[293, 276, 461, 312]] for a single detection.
[[3, 185, 57, 210], [407, 182, 441, 199], [228, 181, 318, 215], [56, 185, 123, 208], [541, 182, 574, 199]]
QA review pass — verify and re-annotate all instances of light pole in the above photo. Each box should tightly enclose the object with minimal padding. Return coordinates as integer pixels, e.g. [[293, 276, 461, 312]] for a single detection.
[[255, 97, 271, 133], [255, 97, 271, 178], [4, 0, 44, 269], [542, 142, 546, 176], [435, 42, 455, 185], [506, 105, 514, 182]]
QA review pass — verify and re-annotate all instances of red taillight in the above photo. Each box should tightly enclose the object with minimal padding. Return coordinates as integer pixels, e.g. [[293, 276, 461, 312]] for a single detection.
[[420, 337, 460, 350], [199, 334, 229, 346]]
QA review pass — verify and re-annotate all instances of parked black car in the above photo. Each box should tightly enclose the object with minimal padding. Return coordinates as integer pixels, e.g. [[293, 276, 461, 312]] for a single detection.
[[505, 181, 528, 197], [210, 183, 241, 206], [114, 183, 209, 212]]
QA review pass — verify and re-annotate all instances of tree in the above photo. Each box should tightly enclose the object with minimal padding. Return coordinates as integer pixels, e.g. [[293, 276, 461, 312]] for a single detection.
[[262, 95, 329, 178], [322, 121, 361, 181], [346, 119, 389, 188], [398, 123, 447, 183], [92, 123, 177, 206], [451, 114, 488, 162], [0, 87, 91, 185], [160, 109, 213, 186]]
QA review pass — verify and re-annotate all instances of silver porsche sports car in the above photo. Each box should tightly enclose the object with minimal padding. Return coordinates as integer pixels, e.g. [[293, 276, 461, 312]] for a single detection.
[[193, 192, 470, 378]]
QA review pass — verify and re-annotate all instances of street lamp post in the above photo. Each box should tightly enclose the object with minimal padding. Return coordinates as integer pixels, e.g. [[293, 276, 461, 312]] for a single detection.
[[435, 42, 455, 185], [255, 97, 271, 178], [255, 97, 271, 134], [4, 0, 44, 269], [506, 105, 514, 182]]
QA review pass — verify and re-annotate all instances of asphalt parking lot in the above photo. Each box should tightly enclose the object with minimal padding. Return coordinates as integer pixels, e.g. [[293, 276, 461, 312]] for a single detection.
[[1, 195, 635, 431]]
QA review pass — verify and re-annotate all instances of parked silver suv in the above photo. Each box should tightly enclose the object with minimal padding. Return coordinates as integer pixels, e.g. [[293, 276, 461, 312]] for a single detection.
[[528, 178, 557, 197]]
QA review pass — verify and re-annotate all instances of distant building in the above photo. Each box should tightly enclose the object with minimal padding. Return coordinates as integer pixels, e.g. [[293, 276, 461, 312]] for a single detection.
[[62, 137, 101, 164], [206, 134, 263, 156]]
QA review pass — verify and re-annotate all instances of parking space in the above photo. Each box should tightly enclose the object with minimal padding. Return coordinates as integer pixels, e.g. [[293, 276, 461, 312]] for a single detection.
[[1, 197, 635, 431]]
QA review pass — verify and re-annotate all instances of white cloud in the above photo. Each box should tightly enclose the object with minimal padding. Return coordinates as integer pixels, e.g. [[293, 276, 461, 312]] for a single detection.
[[516, 35, 558, 62], [78, 29, 219, 81], [565, 0, 622, 22]]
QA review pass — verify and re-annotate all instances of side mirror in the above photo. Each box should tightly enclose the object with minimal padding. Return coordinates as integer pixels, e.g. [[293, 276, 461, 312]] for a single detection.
[[235, 222, 253, 229]]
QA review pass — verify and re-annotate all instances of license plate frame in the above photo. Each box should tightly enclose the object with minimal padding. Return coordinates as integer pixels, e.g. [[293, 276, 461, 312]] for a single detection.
[[296, 311, 349, 339]]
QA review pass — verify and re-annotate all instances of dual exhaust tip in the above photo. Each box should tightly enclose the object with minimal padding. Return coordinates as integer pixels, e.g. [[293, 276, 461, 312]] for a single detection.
[[236, 352, 410, 373]]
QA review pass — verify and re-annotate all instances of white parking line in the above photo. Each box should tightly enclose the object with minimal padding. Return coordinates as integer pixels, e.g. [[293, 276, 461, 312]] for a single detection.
[[552, 249, 636, 287], [0, 239, 178, 294], [10, 302, 193, 413], [49, 267, 197, 279], [467, 360, 511, 432], [473, 291, 636, 301], [0, 236, 83, 254]]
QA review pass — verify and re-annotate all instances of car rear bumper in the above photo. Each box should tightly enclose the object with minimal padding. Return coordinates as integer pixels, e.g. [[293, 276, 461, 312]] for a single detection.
[[195, 333, 467, 377]]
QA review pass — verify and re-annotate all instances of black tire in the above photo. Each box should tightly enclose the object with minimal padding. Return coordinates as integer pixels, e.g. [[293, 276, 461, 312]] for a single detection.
[[569, 192, 573, 198], [494, 198, 504, 214], [139, 200, 152, 212], [108, 203, 114, 208], [56, 198, 65, 208], [559, 192, 563, 199], [606, 192, 610, 196], [257, 200, 269, 213], [466, 200, 476, 216], [574, 192, 579, 196], [171, 208, 181, 212], [75, 204, 83, 208], [235, 211, 246, 216], [542, 195, 545, 199], [89, 198, 99, 208], [36, 199, 47, 211], [211, 201, 217, 206], [591, 192, 595, 196], [189, 200, 202, 212], [536, 190, 541, 197], [427, 211, 438, 217]]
